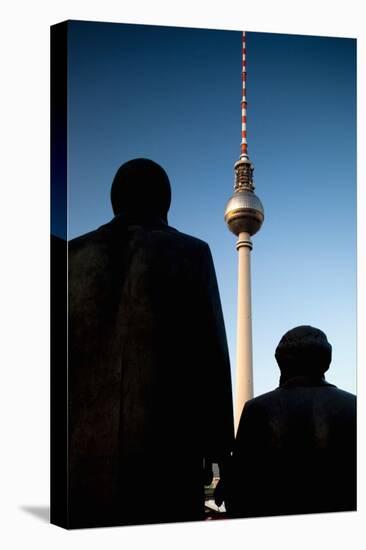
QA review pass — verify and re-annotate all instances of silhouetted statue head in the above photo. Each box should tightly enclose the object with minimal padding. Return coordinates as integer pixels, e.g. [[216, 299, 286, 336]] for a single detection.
[[111, 158, 171, 223], [275, 325, 332, 379]]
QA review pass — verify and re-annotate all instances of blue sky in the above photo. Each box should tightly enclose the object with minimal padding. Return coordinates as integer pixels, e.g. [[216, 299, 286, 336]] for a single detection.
[[61, 21, 356, 395]]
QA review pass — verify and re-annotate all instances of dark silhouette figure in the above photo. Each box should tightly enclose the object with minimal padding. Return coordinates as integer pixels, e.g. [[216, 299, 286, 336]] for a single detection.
[[68, 159, 234, 528], [219, 325, 356, 518]]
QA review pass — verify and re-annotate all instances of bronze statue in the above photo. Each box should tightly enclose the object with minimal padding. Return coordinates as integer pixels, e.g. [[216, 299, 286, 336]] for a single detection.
[[68, 159, 234, 527], [218, 325, 356, 518]]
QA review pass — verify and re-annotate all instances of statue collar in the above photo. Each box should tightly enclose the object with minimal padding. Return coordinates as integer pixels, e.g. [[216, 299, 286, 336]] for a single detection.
[[279, 374, 336, 389]]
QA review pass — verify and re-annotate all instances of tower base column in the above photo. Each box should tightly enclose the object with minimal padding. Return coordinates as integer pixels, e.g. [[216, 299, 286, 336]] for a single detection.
[[235, 231, 253, 433]]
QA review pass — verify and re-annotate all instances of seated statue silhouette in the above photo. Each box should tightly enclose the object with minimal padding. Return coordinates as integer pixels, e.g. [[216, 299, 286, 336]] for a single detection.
[[68, 158, 234, 528], [217, 325, 356, 518]]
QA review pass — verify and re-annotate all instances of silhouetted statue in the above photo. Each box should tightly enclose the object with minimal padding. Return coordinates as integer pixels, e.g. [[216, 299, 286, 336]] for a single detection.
[[68, 159, 234, 527], [219, 325, 356, 518]]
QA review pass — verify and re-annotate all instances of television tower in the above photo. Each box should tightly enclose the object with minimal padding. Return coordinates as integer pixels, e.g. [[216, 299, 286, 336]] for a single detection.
[[224, 31, 264, 433]]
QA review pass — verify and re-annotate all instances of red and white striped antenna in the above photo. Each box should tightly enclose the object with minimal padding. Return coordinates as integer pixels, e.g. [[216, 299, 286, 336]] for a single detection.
[[241, 31, 248, 159], [233, 30, 254, 192]]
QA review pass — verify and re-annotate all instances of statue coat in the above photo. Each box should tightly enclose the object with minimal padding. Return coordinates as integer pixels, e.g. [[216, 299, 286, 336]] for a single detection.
[[225, 376, 356, 518], [68, 216, 234, 527]]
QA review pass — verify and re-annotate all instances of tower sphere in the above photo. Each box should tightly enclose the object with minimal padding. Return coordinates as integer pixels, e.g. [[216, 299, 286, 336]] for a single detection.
[[224, 190, 264, 236]]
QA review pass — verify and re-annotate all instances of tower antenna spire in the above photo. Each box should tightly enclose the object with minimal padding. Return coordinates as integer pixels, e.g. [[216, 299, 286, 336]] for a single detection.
[[241, 31, 248, 159], [224, 31, 265, 433]]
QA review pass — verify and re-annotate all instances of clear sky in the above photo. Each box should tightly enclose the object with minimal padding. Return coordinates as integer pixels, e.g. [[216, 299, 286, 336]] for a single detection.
[[61, 20, 356, 396]]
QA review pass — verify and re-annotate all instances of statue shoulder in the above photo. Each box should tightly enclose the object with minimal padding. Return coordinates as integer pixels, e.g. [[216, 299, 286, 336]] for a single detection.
[[158, 226, 211, 257], [165, 226, 209, 247], [247, 388, 282, 408], [327, 386, 357, 405], [68, 221, 115, 252]]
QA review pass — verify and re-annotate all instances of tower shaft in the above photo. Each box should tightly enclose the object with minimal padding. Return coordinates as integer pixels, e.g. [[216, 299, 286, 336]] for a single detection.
[[235, 232, 253, 432]]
